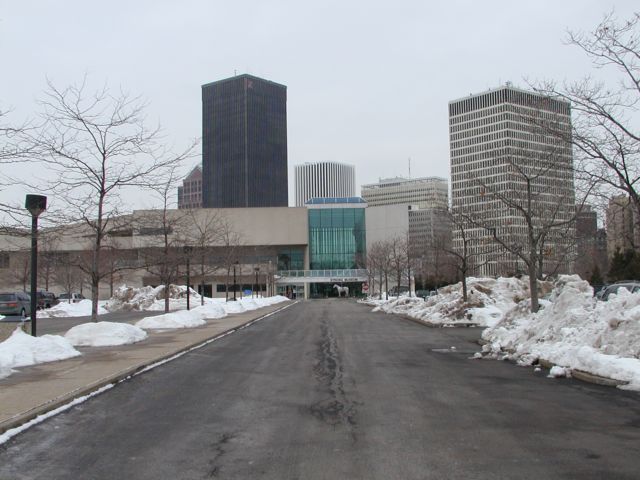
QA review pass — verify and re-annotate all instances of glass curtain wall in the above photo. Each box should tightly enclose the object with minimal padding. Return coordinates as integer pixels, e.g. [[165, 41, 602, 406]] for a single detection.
[[308, 208, 366, 269]]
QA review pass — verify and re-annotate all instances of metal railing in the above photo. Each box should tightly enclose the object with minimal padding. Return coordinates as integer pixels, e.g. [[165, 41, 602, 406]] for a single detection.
[[276, 269, 368, 279]]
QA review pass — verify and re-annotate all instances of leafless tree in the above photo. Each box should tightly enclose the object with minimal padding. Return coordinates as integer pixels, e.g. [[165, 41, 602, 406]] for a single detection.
[[27, 78, 196, 320], [219, 225, 244, 301], [11, 251, 31, 292], [446, 210, 489, 303], [53, 252, 86, 302], [0, 107, 37, 226], [535, 12, 640, 225], [389, 235, 409, 296], [182, 208, 227, 305], [367, 239, 394, 300], [471, 141, 580, 312], [139, 166, 190, 313], [366, 241, 388, 299]]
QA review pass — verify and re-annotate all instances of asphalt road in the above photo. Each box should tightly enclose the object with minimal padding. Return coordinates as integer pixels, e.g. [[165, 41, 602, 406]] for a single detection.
[[1, 299, 639, 479]]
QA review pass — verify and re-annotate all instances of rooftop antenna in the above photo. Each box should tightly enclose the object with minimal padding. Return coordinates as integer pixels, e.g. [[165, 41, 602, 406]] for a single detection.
[[234, 69, 237, 76], [408, 157, 411, 178]]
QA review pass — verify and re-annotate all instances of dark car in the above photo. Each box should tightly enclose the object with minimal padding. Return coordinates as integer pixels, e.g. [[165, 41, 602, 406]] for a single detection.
[[599, 281, 640, 301], [0, 292, 32, 319], [36, 291, 59, 309]]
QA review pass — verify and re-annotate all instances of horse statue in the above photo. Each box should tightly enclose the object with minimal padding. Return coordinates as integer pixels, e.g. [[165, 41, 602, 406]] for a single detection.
[[333, 284, 349, 297]]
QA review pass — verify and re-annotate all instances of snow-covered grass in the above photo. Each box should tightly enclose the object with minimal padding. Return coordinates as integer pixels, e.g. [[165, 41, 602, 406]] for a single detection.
[[64, 322, 147, 347], [136, 295, 290, 330], [364, 275, 640, 391], [38, 299, 109, 318], [0, 328, 81, 379]]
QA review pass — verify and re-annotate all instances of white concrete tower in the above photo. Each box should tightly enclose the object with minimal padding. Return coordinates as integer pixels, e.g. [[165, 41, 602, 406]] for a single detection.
[[294, 162, 356, 206]]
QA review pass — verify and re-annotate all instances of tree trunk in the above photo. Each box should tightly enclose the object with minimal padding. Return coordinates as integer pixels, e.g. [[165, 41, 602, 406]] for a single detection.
[[528, 263, 539, 313], [164, 285, 170, 313], [385, 272, 389, 300], [462, 274, 468, 303], [200, 262, 205, 306]]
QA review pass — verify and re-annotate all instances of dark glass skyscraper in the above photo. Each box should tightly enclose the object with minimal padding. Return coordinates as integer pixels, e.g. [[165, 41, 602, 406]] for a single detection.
[[201, 74, 288, 208]]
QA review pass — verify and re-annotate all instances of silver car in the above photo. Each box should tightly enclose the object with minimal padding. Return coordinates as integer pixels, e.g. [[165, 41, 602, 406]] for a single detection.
[[599, 282, 640, 301], [0, 292, 32, 319]]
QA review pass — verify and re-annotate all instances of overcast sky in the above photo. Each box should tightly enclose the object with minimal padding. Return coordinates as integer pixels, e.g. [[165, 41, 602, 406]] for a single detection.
[[1, 0, 637, 209]]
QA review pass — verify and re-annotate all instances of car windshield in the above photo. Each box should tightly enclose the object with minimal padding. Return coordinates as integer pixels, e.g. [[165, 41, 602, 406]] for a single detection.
[[0, 294, 16, 301], [59, 294, 70, 299]]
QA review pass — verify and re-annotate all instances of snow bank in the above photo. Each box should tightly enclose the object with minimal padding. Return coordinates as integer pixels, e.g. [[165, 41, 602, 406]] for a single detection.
[[38, 299, 108, 318], [105, 284, 201, 312], [65, 322, 148, 347], [482, 275, 640, 390], [0, 328, 81, 379], [136, 308, 210, 329], [136, 295, 290, 330], [364, 277, 544, 327]]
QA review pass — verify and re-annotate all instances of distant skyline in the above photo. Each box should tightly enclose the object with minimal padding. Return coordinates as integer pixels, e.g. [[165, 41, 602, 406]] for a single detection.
[[0, 0, 637, 210]]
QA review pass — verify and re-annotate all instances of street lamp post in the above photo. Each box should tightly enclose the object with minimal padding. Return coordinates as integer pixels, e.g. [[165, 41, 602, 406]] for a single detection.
[[25, 194, 47, 337], [232, 260, 239, 301], [183, 246, 192, 310]]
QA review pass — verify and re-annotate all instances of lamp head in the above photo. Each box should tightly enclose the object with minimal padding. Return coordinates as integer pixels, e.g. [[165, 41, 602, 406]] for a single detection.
[[25, 194, 47, 217]]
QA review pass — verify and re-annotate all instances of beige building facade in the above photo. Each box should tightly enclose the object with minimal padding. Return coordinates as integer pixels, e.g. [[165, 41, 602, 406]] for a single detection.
[[0, 207, 308, 300]]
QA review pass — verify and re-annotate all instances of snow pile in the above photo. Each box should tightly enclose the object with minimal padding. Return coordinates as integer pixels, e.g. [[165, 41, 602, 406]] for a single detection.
[[105, 284, 201, 312], [65, 322, 148, 347], [0, 328, 81, 379], [365, 277, 544, 327], [136, 308, 210, 329], [38, 299, 108, 318], [135, 295, 290, 330], [482, 275, 640, 390]]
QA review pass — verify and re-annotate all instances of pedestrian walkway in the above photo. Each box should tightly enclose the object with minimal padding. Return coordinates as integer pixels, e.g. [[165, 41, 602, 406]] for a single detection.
[[0, 301, 293, 435]]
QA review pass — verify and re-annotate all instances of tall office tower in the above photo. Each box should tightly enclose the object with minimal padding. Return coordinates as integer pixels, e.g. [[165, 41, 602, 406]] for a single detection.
[[294, 161, 356, 206], [360, 176, 448, 209], [449, 85, 575, 277], [177, 165, 202, 209], [575, 204, 608, 280], [202, 74, 288, 208], [606, 195, 640, 258]]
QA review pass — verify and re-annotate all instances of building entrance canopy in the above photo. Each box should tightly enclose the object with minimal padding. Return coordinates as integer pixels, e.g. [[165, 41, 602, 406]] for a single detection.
[[276, 269, 368, 285]]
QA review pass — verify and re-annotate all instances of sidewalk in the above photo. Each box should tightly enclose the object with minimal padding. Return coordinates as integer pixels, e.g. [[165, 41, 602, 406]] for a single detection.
[[0, 301, 293, 435]]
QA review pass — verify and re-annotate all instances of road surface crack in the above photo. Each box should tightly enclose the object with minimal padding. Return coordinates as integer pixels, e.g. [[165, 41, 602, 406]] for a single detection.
[[206, 432, 233, 478], [310, 321, 357, 433]]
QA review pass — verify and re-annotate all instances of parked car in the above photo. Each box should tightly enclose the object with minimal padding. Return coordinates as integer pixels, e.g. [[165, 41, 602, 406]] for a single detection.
[[389, 286, 410, 296], [36, 290, 59, 309], [0, 291, 32, 319], [598, 281, 640, 301], [416, 289, 438, 299], [58, 292, 85, 303]]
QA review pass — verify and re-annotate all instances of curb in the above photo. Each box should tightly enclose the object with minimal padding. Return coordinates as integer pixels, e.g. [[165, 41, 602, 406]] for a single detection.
[[0, 301, 297, 436], [538, 358, 628, 388]]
